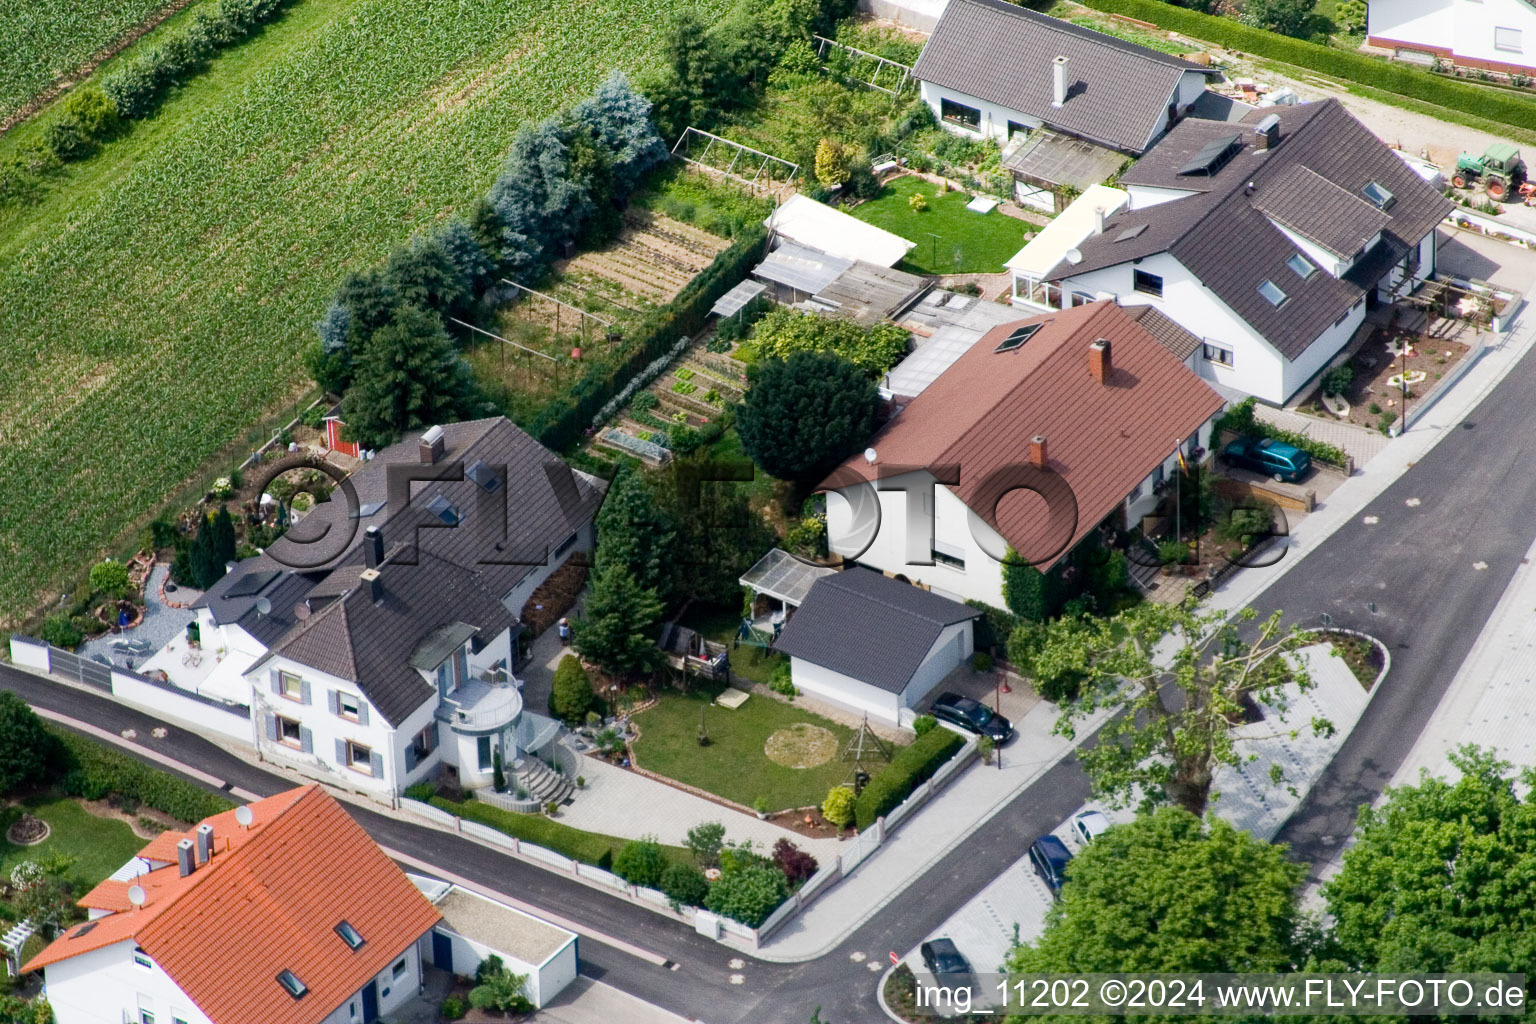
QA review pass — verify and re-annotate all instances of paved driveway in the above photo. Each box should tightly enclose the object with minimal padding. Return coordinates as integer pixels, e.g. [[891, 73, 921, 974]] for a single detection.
[[1436, 227, 1536, 291]]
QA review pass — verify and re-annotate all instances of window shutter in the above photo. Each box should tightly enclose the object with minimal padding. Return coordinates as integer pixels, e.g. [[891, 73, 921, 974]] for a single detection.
[[336, 739, 348, 766], [299, 727, 313, 755], [300, 679, 312, 705], [269, 670, 282, 695], [404, 744, 418, 772], [369, 750, 384, 779], [429, 722, 440, 752], [357, 701, 369, 728], [264, 715, 278, 742], [328, 690, 339, 716]]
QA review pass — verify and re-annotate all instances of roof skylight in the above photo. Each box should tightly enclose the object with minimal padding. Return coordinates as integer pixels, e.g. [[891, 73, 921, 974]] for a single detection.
[[1286, 253, 1316, 279], [277, 970, 309, 999], [425, 494, 459, 526], [1361, 181, 1396, 211], [1258, 280, 1288, 307], [335, 920, 365, 951], [1114, 224, 1149, 243], [994, 323, 1043, 353]]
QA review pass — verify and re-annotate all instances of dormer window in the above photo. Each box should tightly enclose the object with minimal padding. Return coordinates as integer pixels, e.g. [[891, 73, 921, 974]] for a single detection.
[[334, 920, 365, 950], [1258, 280, 1288, 307], [1286, 253, 1316, 279], [277, 969, 308, 999]]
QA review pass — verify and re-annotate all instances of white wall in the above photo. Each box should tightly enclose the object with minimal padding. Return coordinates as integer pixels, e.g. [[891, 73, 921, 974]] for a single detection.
[[423, 925, 576, 1008], [920, 81, 1041, 144], [1369, 0, 1456, 52], [111, 671, 252, 746], [901, 621, 973, 708], [43, 939, 214, 1024], [825, 470, 1009, 608], [8, 637, 50, 672], [1127, 184, 1199, 210], [1456, 0, 1536, 67], [1282, 299, 1366, 398], [789, 658, 905, 725]]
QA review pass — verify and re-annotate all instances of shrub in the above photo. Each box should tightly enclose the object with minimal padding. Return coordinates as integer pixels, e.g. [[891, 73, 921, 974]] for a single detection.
[[549, 655, 596, 723], [972, 651, 993, 673], [1216, 398, 1347, 466], [853, 727, 965, 830], [772, 838, 819, 884], [0, 694, 62, 798], [439, 995, 466, 1020], [768, 660, 798, 698], [704, 863, 790, 927], [967, 601, 1019, 656], [430, 795, 658, 867], [88, 560, 132, 599], [612, 836, 668, 888], [685, 821, 726, 867], [911, 715, 938, 738], [38, 616, 82, 650], [54, 729, 233, 822], [1158, 538, 1189, 565], [404, 781, 436, 803], [1321, 364, 1355, 396], [660, 862, 711, 909], [821, 785, 856, 829], [469, 963, 532, 1014]]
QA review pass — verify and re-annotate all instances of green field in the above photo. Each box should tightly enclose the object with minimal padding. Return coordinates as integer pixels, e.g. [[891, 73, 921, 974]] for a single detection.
[[0, 0, 729, 625], [850, 176, 1032, 275], [0, 0, 173, 118]]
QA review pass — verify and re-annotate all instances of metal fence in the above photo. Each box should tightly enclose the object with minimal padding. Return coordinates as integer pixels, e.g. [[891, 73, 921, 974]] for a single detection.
[[43, 645, 111, 692]]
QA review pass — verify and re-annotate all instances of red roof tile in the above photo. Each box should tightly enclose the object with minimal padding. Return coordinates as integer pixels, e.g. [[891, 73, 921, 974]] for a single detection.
[[26, 786, 441, 1024], [833, 300, 1225, 567]]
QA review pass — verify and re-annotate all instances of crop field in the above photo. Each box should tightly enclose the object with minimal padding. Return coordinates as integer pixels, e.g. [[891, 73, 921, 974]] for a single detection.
[[0, 0, 174, 120], [0, 0, 730, 625], [568, 211, 729, 302]]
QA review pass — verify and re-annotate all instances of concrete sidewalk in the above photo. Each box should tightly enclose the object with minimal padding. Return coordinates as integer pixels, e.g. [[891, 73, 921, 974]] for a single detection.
[[532, 977, 691, 1024], [754, 696, 1114, 962]]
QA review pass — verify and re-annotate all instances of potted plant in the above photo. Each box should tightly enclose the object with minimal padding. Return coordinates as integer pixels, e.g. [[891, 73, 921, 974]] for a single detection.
[[753, 795, 770, 820]]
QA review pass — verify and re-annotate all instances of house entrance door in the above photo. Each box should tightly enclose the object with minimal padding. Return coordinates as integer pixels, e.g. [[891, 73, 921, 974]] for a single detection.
[[361, 980, 379, 1023]]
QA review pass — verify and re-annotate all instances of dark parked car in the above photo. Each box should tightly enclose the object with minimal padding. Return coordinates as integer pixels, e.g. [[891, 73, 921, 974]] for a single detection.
[[920, 937, 973, 977], [929, 691, 1013, 743], [1029, 835, 1073, 898], [1221, 436, 1312, 483]]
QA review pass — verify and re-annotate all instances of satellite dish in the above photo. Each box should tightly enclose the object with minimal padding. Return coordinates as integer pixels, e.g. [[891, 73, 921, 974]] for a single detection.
[[254, 597, 272, 617], [1065, 247, 1083, 265], [864, 448, 878, 465], [235, 805, 254, 827], [293, 602, 311, 620], [127, 885, 146, 907]]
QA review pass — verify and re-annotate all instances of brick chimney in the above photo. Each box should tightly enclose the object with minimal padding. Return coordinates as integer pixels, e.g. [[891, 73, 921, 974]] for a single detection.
[[1089, 338, 1111, 383], [1029, 435, 1048, 469], [419, 424, 445, 465], [177, 838, 196, 877], [196, 823, 214, 864]]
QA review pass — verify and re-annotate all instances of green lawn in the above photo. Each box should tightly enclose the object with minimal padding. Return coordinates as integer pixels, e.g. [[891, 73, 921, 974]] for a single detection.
[[633, 683, 890, 812], [0, 795, 143, 889], [428, 795, 691, 868], [0, 0, 732, 625], [849, 176, 1032, 275], [680, 602, 786, 688]]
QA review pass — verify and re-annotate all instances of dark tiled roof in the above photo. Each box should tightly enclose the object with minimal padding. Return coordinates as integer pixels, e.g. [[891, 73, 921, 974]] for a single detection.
[[773, 570, 980, 694], [252, 550, 516, 726], [828, 301, 1225, 569], [1124, 305, 1203, 360], [1250, 165, 1390, 259], [911, 0, 1211, 153], [1050, 100, 1453, 361]]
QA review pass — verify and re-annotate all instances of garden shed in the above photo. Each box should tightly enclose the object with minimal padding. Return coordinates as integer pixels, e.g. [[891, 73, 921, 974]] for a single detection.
[[772, 568, 979, 726], [765, 194, 916, 267]]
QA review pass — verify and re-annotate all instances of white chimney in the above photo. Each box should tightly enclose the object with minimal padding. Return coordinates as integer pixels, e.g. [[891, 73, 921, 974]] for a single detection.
[[1052, 55, 1070, 108], [1094, 206, 1105, 235]]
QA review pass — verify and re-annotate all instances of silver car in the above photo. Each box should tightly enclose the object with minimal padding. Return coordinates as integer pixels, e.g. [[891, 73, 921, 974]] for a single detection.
[[1072, 810, 1111, 846]]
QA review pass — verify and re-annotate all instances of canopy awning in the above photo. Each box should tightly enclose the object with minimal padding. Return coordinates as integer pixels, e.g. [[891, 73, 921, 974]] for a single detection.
[[739, 548, 838, 607], [710, 279, 767, 318], [1002, 130, 1126, 191]]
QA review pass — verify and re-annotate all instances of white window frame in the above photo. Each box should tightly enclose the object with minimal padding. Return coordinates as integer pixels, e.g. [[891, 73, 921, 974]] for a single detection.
[[276, 715, 302, 749], [134, 949, 153, 970], [1202, 342, 1235, 367], [346, 741, 373, 775], [337, 692, 361, 721], [279, 670, 303, 702], [1496, 26, 1523, 52], [392, 956, 409, 981], [1132, 269, 1164, 298]]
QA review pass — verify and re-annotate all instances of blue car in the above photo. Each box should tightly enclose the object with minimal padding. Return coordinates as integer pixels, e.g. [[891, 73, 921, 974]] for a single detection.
[[1029, 835, 1073, 898], [1221, 437, 1312, 483]]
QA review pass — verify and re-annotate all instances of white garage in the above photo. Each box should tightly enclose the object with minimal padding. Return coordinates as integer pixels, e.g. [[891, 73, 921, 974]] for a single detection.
[[772, 569, 980, 728]]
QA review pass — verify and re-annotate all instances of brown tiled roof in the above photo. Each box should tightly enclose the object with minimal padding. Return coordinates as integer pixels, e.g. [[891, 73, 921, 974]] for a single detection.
[[830, 301, 1225, 568], [912, 0, 1211, 153], [28, 787, 442, 1024], [1124, 305, 1203, 361], [1050, 100, 1453, 362]]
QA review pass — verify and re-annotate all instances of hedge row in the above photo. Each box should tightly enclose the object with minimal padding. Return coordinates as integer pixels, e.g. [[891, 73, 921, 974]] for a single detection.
[[104, 0, 298, 119], [430, 794, 694, 870], [52, 728, 235, 824], [853, 726, 966, 830], [1215, 397, 1348, 466], [527, 223, 768, 452], [1077, 0, 1536, 132], [967, 600, 1021, 657]]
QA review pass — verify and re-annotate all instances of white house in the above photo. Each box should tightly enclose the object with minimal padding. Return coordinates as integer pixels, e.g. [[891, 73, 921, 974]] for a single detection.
[[140, 417, 604, 799], [772, 568, 980, 726], [25, 786, 443, 1024], [911, 0, 1217, 208], [1369, 0, 1536, 74], [1008, 184, 1130, 309], [823, 300, 1225, 610], [1043, 100, 1452, 404]]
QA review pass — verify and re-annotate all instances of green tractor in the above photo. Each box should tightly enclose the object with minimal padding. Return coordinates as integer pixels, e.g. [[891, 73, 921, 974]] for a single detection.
[[1452, 143, 1527, 200]]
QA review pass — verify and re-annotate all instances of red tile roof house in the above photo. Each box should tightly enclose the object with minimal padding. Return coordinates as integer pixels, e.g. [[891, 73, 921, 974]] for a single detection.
[[823, 300, 1226, 612], [24, 786, 443, 1024]]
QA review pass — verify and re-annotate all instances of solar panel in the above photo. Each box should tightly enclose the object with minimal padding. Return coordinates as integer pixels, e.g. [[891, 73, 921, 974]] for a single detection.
[[1114, 224, 1149, 243], [994, 323, 1043, 353], [225, 570, 279, 598], [1178, 134, 1241, 176]]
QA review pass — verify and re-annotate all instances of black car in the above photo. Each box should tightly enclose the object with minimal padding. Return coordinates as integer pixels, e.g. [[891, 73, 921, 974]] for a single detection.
[[929, 691, 1014, 743], [1029, 835, 1072, 898], [920, 938, 973, 977]]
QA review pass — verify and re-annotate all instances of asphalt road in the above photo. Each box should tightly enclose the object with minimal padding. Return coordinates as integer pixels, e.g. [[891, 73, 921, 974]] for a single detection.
[[10, 341, 1536, 1022]]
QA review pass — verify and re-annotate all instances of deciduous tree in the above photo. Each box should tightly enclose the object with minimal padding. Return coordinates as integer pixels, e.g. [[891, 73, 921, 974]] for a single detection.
[[0, 693, 59, 796], [1048, 601, 1325, 815]]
